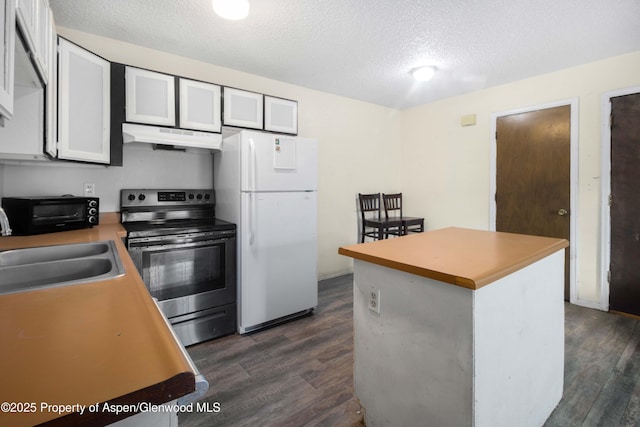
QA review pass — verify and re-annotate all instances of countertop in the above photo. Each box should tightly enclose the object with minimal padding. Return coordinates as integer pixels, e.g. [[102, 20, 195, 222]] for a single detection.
[[338, 227, 569, 290], [0, 213, 195, 426]]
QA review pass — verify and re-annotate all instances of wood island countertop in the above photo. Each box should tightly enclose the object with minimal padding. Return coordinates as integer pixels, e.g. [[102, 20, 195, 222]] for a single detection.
[[0, 213, 195, 426], [338, 227, 569, 290]]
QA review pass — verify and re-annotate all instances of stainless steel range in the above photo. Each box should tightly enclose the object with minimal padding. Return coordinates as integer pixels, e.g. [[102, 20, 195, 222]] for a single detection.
[[120, 189, 236, 346]]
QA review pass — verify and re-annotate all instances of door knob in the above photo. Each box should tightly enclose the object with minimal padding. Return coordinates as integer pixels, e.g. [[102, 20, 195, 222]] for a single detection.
[[557, 208, 568, 216]]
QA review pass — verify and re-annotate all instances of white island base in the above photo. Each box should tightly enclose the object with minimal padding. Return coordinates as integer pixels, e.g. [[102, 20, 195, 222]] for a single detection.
[[350, 243, 564, 427]]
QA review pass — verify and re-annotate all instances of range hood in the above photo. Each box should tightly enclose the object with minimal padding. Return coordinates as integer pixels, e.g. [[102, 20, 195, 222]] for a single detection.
[[122, 123, 222, 151]]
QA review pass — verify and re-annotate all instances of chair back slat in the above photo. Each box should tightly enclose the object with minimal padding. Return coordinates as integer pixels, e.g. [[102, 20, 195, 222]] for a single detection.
[[382, 193, 403, 219], [359, 193, 381, 216]]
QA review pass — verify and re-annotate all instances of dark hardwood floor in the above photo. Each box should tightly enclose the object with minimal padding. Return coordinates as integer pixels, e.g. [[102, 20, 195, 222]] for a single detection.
[[545, 303, 640, 426], [180, 275, 640, 427], [179, 274, 363, 427]]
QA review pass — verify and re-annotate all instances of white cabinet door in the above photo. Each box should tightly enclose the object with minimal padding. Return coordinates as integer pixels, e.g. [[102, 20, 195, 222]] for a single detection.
[[223, 87, 263, 129], [0, 0, 16, 121], [34, 0, 49, 83], [58, 38, 110, 163], [15, 0, 49, 84], [0, 83, 45, 160], [179, 78, 221, 132], [44, 13, 55, 157], [15, 0, 36, 53], [264, 95, 297, 134], [0, 28, 45, 161], [125, 66, 175, 126]]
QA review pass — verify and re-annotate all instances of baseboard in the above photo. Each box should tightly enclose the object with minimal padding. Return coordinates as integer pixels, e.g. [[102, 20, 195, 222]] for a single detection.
[[318, 269, 353, 282], [571, 297, 605, 311]]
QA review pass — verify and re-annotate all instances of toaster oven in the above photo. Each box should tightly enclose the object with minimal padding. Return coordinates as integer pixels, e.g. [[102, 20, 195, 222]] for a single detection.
[[1, 196, 99, 235]]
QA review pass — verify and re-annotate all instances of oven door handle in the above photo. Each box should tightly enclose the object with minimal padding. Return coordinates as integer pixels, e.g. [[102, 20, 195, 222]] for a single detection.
[[127, 236, 229, 250]]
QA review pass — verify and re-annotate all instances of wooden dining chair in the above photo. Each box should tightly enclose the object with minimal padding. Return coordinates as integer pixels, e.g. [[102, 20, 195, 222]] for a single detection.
[[358, 193, 402, 243], [382, 193, 424, 235]]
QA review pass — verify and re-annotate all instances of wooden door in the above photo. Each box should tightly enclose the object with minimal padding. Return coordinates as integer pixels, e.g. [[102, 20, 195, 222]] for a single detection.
[[609, 93, 640, 315], [496, 105, 571, 299]]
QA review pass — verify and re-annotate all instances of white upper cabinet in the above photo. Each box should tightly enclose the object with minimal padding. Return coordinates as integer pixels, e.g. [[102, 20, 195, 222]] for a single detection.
[[44, 11, 55, 157], [0, 35, 45, 161], [35, 0, 49, 83], [264, 96, 298, 134], [223, 87, 263, 129], [57, 38, 110, 164], [15, 0, 49, 83], [0, 0, 16, 121], [125, 66, 175, 126], [179, 78, 221, 132], [15, 0, 36, 52]]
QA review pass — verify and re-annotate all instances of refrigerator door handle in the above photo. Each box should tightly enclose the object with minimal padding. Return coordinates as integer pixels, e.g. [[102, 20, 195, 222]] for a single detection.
[[249, 192, 256, 245], [249, 137, 257, 191]]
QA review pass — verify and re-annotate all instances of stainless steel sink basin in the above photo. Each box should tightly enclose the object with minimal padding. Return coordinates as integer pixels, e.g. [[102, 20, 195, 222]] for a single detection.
[[0, 241, 110, 266], [0, 240, 125, 295]]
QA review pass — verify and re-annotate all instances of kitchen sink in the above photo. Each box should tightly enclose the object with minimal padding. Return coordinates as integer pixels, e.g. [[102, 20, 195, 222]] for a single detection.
[[0, 241, 125, 295], [0, 241, 111, 267]]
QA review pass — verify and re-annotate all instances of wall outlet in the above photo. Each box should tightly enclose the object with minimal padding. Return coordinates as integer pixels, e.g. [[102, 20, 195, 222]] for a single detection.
[[368, 287, 381, 314], [83, 183, 96, 196]]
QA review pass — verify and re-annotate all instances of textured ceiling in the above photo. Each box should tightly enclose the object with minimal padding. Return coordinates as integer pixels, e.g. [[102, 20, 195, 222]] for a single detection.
[[48, 0, 640, 110]]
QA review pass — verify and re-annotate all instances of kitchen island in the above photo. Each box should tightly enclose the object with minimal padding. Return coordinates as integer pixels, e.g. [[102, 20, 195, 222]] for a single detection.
[[0, 214, 196, 426], [339, 227, 569, 427]]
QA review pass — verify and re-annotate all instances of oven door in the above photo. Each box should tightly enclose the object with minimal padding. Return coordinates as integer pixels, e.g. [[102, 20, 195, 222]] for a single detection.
[[127, 234, 236, 319]]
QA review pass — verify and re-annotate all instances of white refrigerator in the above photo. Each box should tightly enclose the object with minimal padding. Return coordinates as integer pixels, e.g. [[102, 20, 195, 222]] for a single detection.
[[214, 130, 318, 333]]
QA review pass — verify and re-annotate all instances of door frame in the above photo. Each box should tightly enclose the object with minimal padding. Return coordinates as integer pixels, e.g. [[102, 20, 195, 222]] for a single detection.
[[489, 98, 579, 304], [600, 86, 640, 312]]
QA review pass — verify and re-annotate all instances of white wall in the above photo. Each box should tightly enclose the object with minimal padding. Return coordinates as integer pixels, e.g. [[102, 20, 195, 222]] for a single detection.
[[400, 50, 640, 307], [1, 27, 402, 280]]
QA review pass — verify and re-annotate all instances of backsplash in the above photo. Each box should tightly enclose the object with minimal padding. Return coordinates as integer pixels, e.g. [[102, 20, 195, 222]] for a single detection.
[[0, 145, 214, 212]]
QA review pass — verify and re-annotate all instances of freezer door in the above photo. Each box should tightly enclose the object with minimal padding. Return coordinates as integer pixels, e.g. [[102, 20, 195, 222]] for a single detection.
[[240, 132, 317, 192], [238, 191, 318, 332]]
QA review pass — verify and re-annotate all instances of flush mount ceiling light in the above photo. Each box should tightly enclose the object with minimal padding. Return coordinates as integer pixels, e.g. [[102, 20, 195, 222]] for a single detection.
[[212, 0, 250, 20], [411, 66, 437, 82]]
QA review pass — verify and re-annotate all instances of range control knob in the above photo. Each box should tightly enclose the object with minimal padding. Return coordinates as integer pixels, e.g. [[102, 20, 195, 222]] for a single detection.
[[204, 193, 211, 200], [196, 193, 203, 200], [88, 216, 98, 224], [138, 194, 146, 201], [127, 194, 136, 201], [88, 200, 98, 207], [188, 193, 195, 200], [88, 208, 97, 216]]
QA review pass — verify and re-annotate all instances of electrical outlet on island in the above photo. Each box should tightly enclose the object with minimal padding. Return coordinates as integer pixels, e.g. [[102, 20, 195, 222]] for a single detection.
[[368, 287, 381, 314]]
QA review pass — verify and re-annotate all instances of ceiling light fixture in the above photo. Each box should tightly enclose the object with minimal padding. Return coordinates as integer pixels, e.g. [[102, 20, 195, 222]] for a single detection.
[[212, 0, 250, 20], [411, 66, 437, 82]]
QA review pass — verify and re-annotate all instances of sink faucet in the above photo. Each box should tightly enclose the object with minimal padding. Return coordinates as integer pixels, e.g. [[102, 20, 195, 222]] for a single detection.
[[0, 208, 12, 236]]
